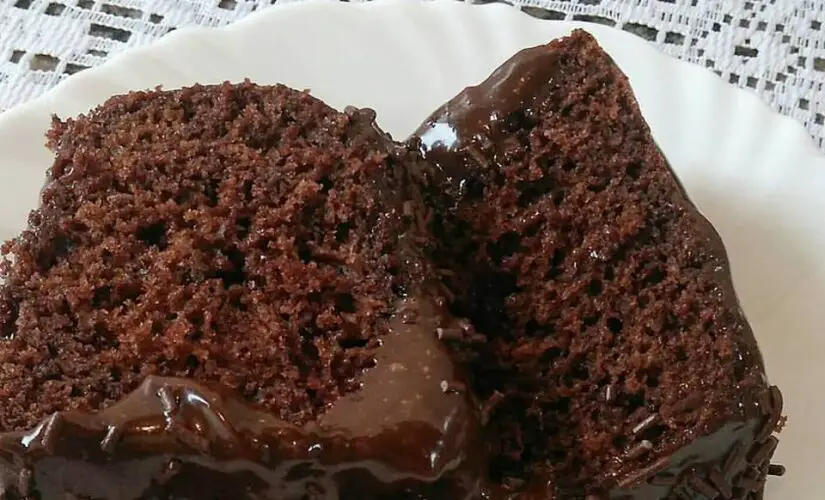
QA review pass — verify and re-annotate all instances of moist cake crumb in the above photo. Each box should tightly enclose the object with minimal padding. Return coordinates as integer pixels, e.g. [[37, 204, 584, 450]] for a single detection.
[[415, 29, 783, 499], [0, 82, 408, 431]]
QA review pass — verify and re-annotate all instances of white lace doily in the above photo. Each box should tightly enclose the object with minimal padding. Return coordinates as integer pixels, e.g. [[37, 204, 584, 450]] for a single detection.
[[1, 0, 823, 150]]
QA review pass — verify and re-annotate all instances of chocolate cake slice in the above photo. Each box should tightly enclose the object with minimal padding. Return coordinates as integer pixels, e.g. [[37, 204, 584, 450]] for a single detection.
[[0, 31, 787, 500], [414, 30, 785, 499], [0, 82, 482, 499]]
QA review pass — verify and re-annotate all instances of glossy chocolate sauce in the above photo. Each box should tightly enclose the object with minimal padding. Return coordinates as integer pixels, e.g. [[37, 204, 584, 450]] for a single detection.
[[0, 297, 484, 499]]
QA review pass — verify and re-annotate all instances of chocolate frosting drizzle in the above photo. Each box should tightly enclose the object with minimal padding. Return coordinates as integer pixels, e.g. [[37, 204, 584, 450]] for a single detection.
[[0, 296, 484, 499]]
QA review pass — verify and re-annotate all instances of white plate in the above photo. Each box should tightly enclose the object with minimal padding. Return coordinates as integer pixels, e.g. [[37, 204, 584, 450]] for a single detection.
[[0, 0, 821, 497]]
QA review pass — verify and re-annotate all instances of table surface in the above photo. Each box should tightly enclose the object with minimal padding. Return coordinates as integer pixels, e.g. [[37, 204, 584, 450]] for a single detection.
[[0, 0, 823, 151]]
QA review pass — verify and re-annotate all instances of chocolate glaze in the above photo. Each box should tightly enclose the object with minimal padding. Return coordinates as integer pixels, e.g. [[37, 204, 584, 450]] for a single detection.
[[417, 45, 563, 158], [0, 34, 784, 500], [413, 33, 782, 500], [0, 297, 484, 499]]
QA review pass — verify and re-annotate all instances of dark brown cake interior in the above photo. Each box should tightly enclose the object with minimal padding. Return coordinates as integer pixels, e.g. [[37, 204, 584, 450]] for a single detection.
[[416, 30, 772, 495], [0, 82, 410, 432]]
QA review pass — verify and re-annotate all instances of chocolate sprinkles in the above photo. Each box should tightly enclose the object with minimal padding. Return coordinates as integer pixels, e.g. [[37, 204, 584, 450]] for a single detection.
[[436, 327, 464, 341], [624, 439, 653, 460], [464, 145, 489, 170], [723, 442, 747, 477], [603, 384, 616, 403], [157, 386, 178, 417], [642, 408, 785, 500], [742, 466, 761, 482], [767, 464, 786, 477], [769, 386, 783, 410], [708, 467, 733, 499], [650, 473, 678, 486], [775, 415, 788, 433], [436, 318, 486, 345], [38, 413, 63, 453], [100, 424, 123, 454], [631, 414, 659, 437], [749, 436, 779, 466], [688, 475, 718, 499], [757, 386, 785, 442], [615, 458, 667, 489]]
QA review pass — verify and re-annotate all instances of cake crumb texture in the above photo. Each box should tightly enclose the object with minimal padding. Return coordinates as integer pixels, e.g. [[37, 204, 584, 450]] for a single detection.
[[419, 30, 769, 492], [0, 81, 406, 432]]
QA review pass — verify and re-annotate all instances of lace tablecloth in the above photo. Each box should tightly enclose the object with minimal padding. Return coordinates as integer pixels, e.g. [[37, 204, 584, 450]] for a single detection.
[[1, 0, 823, 150]]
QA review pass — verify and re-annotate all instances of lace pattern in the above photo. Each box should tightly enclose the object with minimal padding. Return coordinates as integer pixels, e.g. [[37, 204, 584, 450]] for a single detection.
[[0, 0, 823, 149]]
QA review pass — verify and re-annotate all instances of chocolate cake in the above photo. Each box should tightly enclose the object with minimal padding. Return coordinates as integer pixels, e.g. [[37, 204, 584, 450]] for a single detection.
[[414, 30, 784, 499], [0, 82, 482, 498], [0, 30, 784, 500]]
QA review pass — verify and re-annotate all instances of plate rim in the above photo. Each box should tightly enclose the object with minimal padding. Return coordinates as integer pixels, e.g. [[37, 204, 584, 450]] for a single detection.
[[0, 1, 820, 496]]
